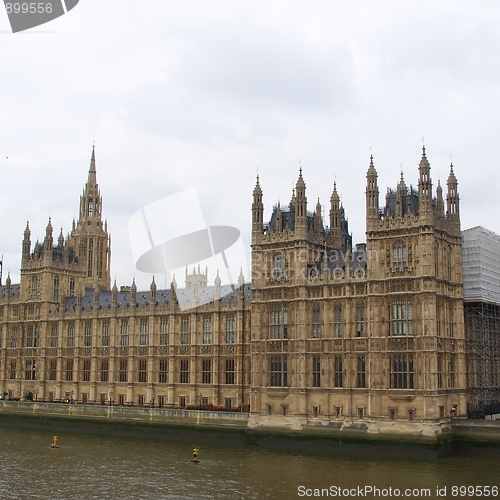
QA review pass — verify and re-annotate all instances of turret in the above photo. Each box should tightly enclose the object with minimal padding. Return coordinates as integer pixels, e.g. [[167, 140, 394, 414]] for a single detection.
[[214, 269, 221, 300], [418, 146, 433, 215], [330, 182, 342, 248], [314, 198, 322, 236], [44, 217, 53, 255], [366, 155, 380, 231], [252, 175, 264, 242], [150, 275, 157, 302], [436, 180, 445, 219], [294, 167, 307, 237], [22, 221, 31, 261], [446, 163, 460, 226]]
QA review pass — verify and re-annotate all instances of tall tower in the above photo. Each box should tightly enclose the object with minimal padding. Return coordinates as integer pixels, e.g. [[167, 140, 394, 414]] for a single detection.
[[251, 175, 264, 245], [67, 146, 111, 291], [329, 183, 342, 248], [365, 155, 379, 232]]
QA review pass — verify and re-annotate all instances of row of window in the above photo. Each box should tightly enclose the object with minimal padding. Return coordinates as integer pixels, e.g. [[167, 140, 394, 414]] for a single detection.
[[9, 354, 460, 390], [268, 302, 413, 339], [269, 355, 416, 389], [5, 316, 237, 348], [8, 358, 237, 385]]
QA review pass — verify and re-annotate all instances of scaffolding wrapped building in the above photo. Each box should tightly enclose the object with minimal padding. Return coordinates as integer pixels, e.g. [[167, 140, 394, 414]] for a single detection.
[[462, 226, 500, 417]]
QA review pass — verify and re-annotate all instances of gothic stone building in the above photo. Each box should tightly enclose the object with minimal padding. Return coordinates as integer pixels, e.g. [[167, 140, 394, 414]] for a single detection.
[[0, 146, 466, 427]]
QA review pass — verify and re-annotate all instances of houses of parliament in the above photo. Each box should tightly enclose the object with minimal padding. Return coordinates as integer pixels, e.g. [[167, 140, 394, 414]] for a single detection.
[[0, 146, 467, 427]]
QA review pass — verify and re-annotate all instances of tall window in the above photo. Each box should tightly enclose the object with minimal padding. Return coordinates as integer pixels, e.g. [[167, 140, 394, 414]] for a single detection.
[[356, 305, 365, 337], [273, 254, 285, 279], [202, 319, 212, 345], [391, 300, 413, 336], [270, 307, 288, 339], [9, 360, 16, 379], [449, 305, 454, 338], [140, 322, 148, 346], [119, 359, 128, 382], [25, 360, 36, 380], [334, 356, 343, 388], [138, 359, 147, 383], [101, 360, 109, 382], [49, 360, 57, 380], [159, 359, 168, 383], [270, 356, 288, 387], [26, 326, 38, 348], [102, 323, 110, 347], [449, 355, 456, 388], [88, 238, 93, 277], [67, 325, 75, 347], [65, 360, 73, 381], [434, 244, 439, 277], [180, 359, 189, 383], [436, 304, 441, 337], [391, 355, 414, 389], [357, 356, 366, 388], [202, 359, 211, 384], [31, 277, 38, 296], [334, 307, 342, 338], [181, 319, 190, 345], [88, 199, 93, 217], [225, 316, 235, 344], [312, 307, 321, 338], [312, 357, 321, 387], [120, 322, 129, 346], [160, 319, 169, 345], [84, 324, 92, 347], [70, 279, 75, 297], [225, 359, 235, 384], [83, 359, 91, 382], [10, 327, 19, 348], [393, 241, 407, 268], [53, 277, 59, 299], [50, 325, 58, 348], [437, 353, 443, 389]]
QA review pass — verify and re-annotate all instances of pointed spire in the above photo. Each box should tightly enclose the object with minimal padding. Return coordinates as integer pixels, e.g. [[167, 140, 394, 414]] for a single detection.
[[58, 227, 64, 246], [448, 162, 457, 183], [24, 220, 30, 237], [238, 267, 245, 288], [88, 144, 97, 185], [253, 174, 262, 196], [419, 144, 430, 169], [367, 154, 377, 175], [46, 216, 53, 235]]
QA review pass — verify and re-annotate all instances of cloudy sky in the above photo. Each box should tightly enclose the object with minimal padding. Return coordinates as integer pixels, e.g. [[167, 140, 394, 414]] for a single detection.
[[1, 1, 499, 290]]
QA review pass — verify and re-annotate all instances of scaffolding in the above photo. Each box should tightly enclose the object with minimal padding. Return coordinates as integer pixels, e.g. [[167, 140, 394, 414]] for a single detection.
[[462, 227, 500, 417]]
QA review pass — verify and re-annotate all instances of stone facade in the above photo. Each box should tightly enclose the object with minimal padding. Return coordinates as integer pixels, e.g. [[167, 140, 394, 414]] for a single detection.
[[0, 146, 466, 425]]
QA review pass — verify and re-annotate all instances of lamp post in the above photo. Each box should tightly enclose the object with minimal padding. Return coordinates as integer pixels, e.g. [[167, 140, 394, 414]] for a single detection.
[[198, 393, 202, 411], [151, 392, 155, 408], [35, 387, 39, 402], [70, 389, 74, 404], [109, 390, 113, 406]]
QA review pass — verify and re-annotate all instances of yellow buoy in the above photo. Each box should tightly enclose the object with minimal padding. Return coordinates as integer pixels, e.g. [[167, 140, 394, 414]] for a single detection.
[[50, 435, 59, 449], [191, 447, 200, 463]]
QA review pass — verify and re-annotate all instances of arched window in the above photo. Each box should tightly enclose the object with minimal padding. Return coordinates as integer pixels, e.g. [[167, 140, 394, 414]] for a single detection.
[[393, 242, 407, 268]]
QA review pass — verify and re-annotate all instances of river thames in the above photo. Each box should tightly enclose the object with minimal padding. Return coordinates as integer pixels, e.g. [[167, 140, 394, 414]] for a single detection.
[[0, 426, 499, 499]]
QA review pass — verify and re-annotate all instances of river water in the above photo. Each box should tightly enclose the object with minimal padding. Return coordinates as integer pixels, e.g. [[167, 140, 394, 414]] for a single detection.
[[0, 426, 499, 500]]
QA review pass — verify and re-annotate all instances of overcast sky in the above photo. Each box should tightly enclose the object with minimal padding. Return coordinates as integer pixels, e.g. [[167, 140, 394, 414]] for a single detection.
[[1, 1, 499, 290]]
